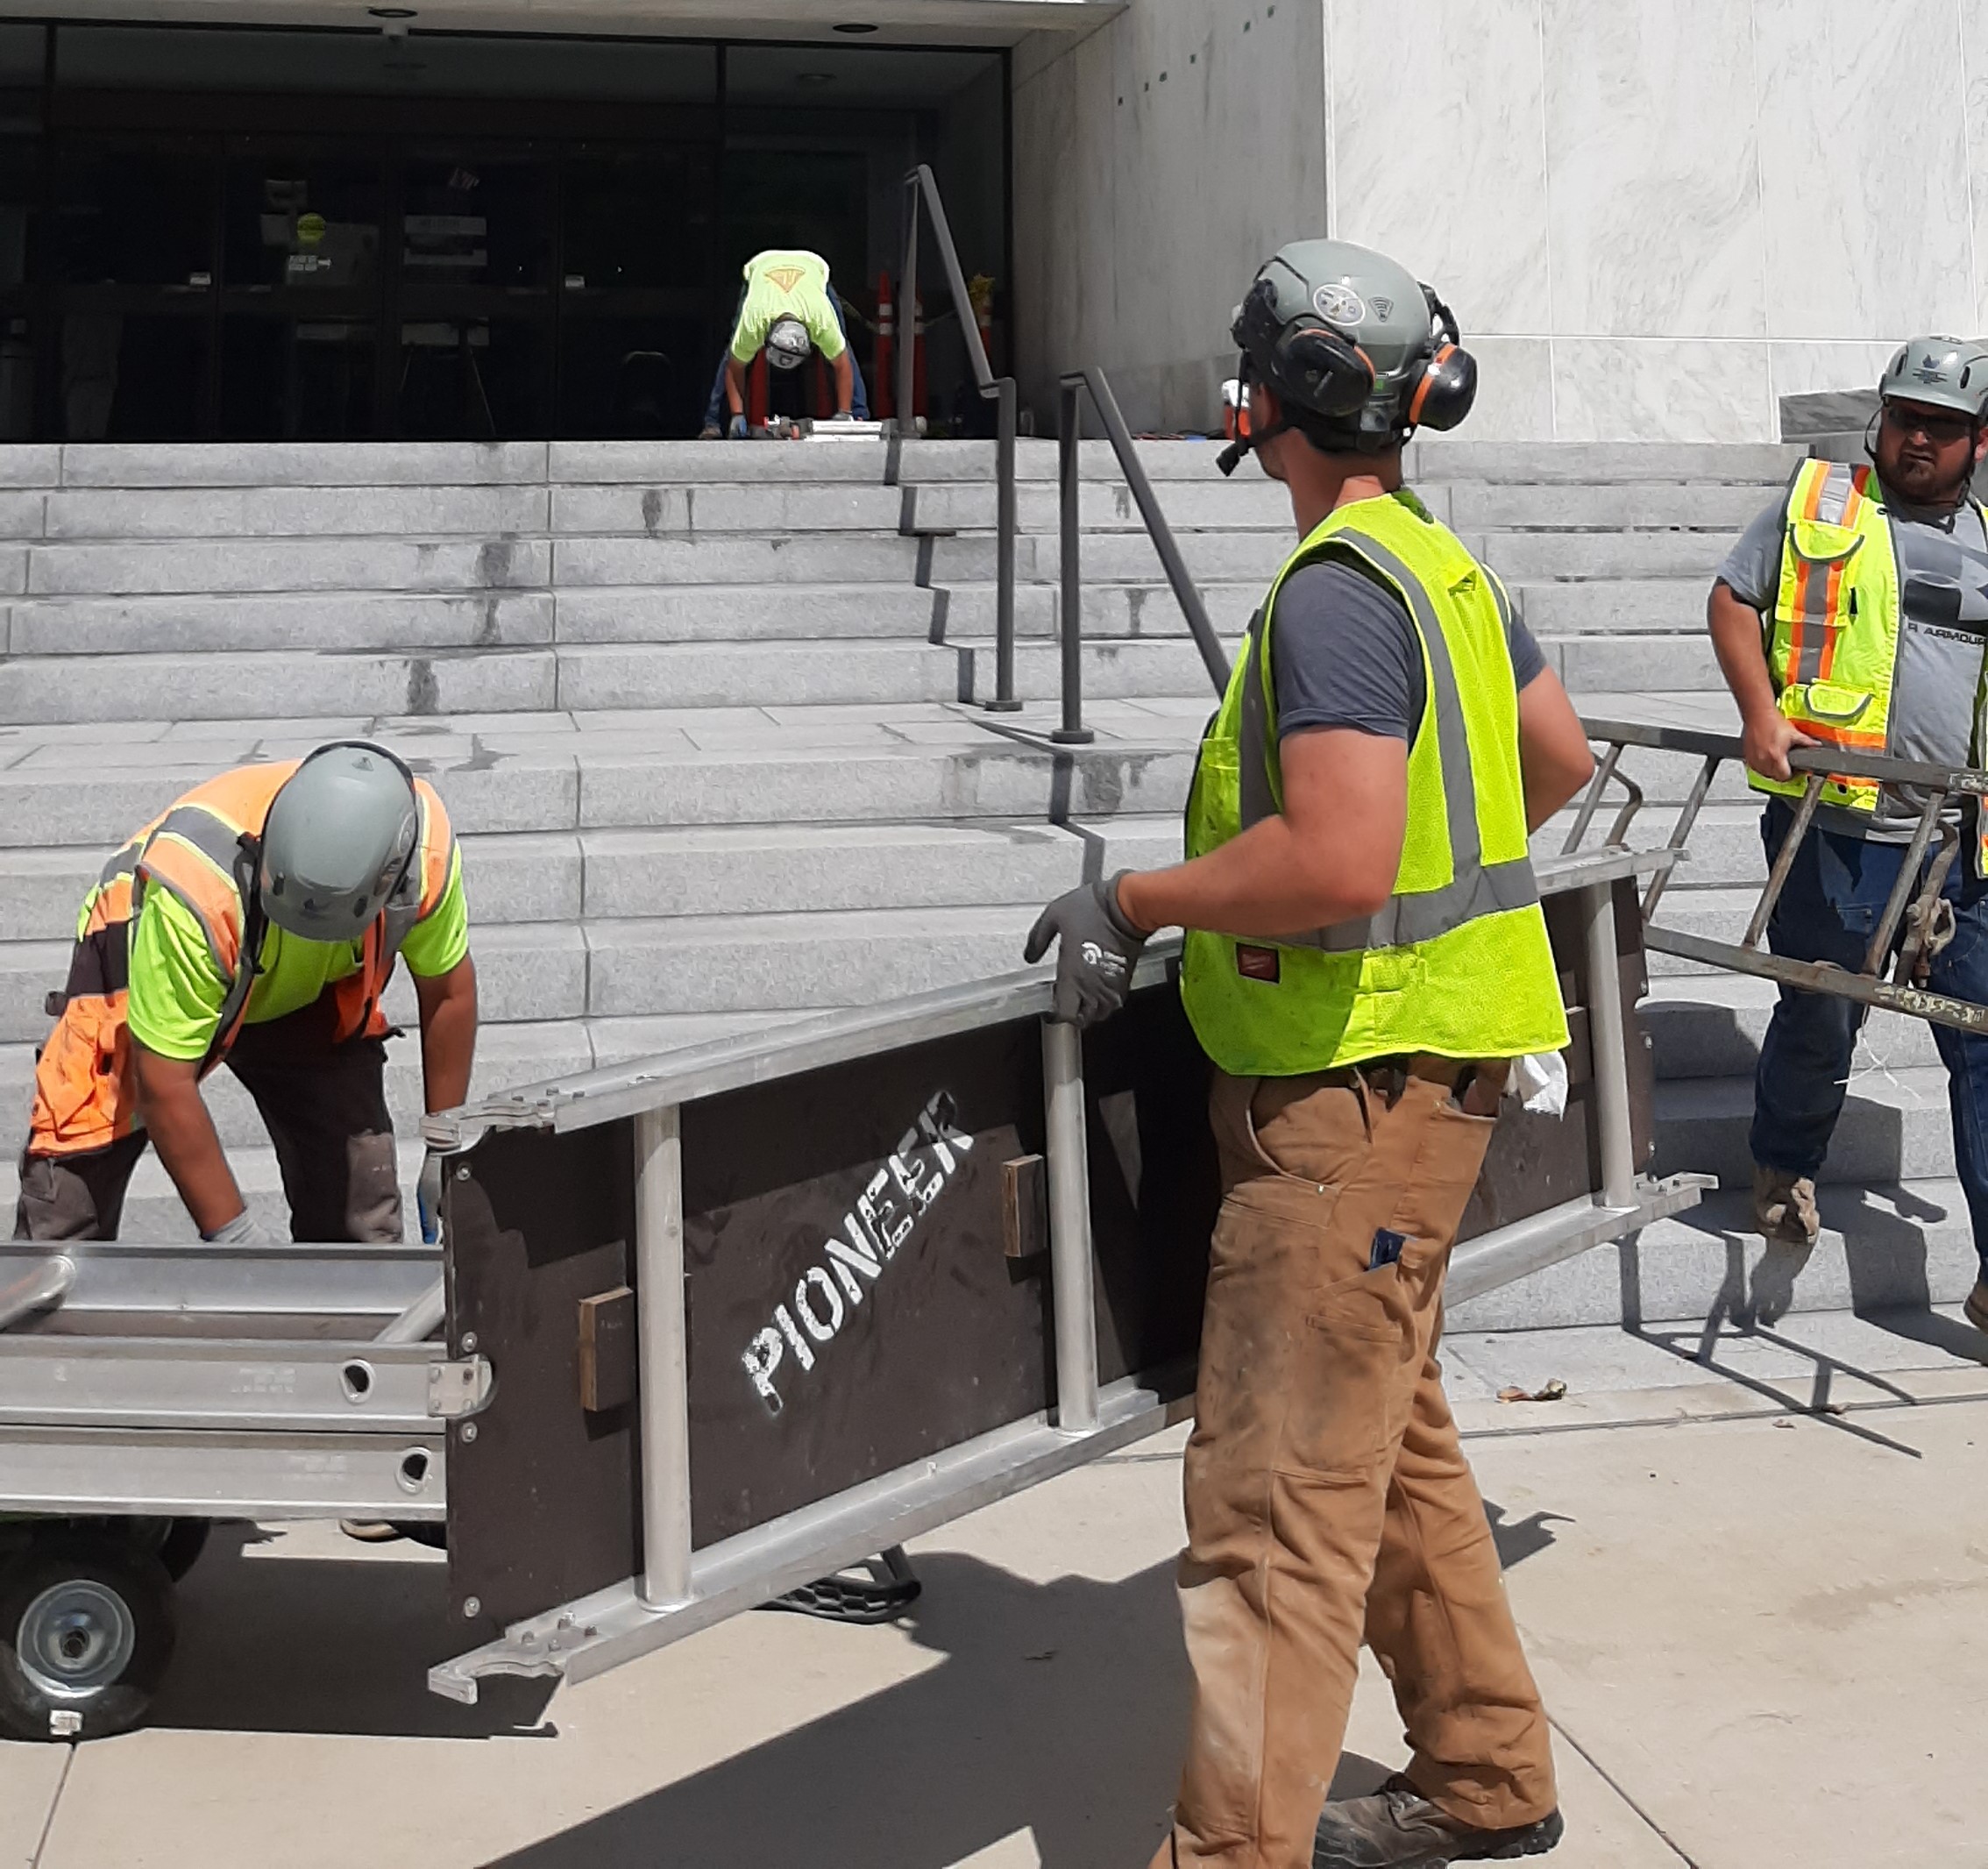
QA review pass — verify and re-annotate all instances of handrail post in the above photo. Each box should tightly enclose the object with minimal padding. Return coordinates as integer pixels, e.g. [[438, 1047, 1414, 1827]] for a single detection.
[[991, 377, 1020, 712], [897, 182, 918, 444], [1054, 376, 1092, 744]]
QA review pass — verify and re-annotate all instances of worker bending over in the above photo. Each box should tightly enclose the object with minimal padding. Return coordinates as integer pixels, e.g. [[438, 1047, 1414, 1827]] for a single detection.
[[699, 247, 870, 437], [14, 743, 476, 1247], [1027, 241, 1594, 1869], [1709, 338, 1988, 1339]]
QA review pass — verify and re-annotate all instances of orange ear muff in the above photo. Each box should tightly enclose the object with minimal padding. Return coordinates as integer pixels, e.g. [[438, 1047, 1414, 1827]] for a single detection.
[[1405, 341, 1478, 433], [1408, 344, 1457, 425]]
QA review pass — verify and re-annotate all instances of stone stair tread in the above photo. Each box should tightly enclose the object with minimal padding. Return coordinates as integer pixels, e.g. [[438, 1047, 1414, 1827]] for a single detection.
[[1449, 1176, 1980, 1332], [1654, 1062, 1968, 1188]]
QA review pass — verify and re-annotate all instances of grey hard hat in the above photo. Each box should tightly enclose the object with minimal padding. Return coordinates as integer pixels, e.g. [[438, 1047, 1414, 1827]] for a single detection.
[[766, 316, 812, 371], [1231, 238, 1473, 448], [1879, 336, 1988, 419], [259, 742, 419, 942]]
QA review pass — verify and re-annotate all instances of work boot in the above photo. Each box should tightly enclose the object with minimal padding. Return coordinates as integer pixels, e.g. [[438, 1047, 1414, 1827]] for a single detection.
[[1966, 1278, 1988, 1336], [1314, 1776, 1563, 1868], [698, 423, 722, 440], [1752, 1162, 1820, 1246]]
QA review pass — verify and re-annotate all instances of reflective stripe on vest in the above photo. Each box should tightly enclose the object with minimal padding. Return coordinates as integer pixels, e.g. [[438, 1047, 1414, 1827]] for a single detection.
[[1752, 459, 1920, 815], [1235, 531, 1544, 952], [1180, 491, 1570, 1076]]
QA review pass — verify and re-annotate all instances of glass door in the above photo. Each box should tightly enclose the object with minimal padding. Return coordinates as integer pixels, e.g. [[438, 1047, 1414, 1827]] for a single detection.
[[45, 135, 217, 439], [219, 142, 383, 439], [394, 146, 553, 438], [556, 141, 715, 437]]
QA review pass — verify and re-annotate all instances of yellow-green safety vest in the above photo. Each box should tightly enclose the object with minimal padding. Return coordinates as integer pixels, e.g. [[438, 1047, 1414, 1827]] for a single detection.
[[1181, 490, 1570, 1076], [1751, 458, 1904, 816], [1751, 457, 1988, 871]]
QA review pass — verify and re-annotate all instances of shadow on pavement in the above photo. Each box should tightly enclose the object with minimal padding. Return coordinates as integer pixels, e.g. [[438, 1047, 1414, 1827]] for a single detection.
[[147, 1524, 556, 1739], [487, 1507, 1558, 1869]]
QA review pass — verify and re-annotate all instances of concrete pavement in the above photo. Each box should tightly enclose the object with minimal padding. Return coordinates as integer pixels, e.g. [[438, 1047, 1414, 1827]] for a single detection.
[[9, 1304, 1988, 1868]]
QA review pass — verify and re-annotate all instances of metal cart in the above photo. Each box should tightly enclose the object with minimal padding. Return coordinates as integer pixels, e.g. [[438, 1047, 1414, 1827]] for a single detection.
[[0, 845, 1699, 1738]]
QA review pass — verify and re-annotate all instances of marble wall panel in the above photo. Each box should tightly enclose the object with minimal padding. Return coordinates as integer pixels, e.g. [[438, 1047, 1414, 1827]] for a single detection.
[[1755, 0, 1974, 341], [1459, 337, 1557, 441], [1015, 2, 1327, 430], [1768, 340, 1898, 403], [1551, 339, 1775, 442], [1327, 0, 1551, 336], [1541, 0, 1764, 338], [1962, 0, 1988, 333]]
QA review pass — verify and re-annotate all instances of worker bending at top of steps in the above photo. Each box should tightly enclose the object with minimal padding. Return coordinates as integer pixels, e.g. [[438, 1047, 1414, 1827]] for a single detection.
[[698, 247, 870, 437], [1708, 338, 1988, 1340], [12, 743, 476, 1249], [1026, 239, 1595, 1869]]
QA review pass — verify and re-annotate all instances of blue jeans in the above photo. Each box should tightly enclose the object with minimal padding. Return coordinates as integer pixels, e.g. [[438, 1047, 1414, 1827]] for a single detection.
[[701, 288, 870, 430], [1751, 798, 1988, 1277]]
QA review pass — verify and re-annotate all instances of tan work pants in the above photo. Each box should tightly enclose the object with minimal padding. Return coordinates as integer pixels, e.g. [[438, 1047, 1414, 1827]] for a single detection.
[[1161, 1061, 1557, 1869]]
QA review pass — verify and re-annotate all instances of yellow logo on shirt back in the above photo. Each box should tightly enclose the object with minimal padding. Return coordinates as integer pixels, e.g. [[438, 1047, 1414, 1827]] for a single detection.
[[765, 266, 806, 295]]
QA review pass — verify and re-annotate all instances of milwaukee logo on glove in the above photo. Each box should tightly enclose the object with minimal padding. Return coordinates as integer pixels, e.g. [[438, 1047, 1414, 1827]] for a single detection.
[[739, 1091, 975, 1415]]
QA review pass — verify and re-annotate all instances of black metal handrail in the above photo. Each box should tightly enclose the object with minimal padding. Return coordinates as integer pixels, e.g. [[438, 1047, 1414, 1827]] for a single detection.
[[1053, 367, 1231, 743], [898, 163, 1019, 713]]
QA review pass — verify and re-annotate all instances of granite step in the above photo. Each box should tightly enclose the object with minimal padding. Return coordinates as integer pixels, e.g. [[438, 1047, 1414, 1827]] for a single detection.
[[1536, 799, 1767, 892], [1411, 439, 1806, 485], [1445, 1177, 1980, 1332], [4, 592, 557, 657], [1513, 580, 1712, 635], [1547, 632, 1725, 692], [1643, 972, 1943, 1081], [937, 579, 1256, 643], [5, 584, 951, 657], [581, 903, 1046, 1018], [1462, 529, 1741, 582], [21, 529, 933, 597], [0, 813, 1150, 937], [0, 727, 1203, 849], [1443, 481, 1777, 531], [1654, 1065, 1963, 1188]]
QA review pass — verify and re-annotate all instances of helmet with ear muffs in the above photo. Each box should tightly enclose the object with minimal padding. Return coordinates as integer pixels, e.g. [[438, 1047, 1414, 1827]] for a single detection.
[[1218, 239, 1479, 473], [1403, 287, 1477, 432]]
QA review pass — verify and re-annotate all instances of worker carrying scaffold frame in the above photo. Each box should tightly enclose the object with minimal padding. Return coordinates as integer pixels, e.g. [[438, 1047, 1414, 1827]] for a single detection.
[[1706, 335, 1988, 1339], [1026, 238, 1596, 1869]]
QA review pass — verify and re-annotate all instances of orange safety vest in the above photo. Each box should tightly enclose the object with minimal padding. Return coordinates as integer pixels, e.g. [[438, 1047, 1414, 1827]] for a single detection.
[[28, 761, 455, 1159]]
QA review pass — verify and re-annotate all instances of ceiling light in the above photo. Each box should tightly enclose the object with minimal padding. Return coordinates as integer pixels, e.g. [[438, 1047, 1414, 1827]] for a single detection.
[[798, 71, 834, 85], [834, 21, 880, 32], [367, 7, 417, 16]]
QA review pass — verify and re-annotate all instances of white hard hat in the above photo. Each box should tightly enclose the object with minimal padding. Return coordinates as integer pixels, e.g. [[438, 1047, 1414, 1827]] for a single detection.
[[766, 316, 812, 372]]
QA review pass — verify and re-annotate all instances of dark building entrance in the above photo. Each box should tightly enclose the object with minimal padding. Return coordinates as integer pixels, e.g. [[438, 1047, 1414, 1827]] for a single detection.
[[0, 24, 1008, 442]]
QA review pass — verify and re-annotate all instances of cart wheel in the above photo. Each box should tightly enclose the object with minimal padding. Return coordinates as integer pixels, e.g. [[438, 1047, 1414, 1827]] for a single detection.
[[0, 1535, 176, 1741], [155, 1521, 209, 1583]]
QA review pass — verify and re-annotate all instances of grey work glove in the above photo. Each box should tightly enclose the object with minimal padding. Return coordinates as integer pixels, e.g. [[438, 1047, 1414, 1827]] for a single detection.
[[202, 1208, 277, 1247], [1024, 872, 1149, 1028], [828, 409, 855, 422], [728, 412, 750, 440], [416, 1148, 445, 1247]]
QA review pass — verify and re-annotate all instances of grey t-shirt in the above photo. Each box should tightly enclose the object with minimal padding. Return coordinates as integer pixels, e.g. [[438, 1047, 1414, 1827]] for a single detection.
[[1717, 489, 1988, 839], [1270, 555, 1547, 744]]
